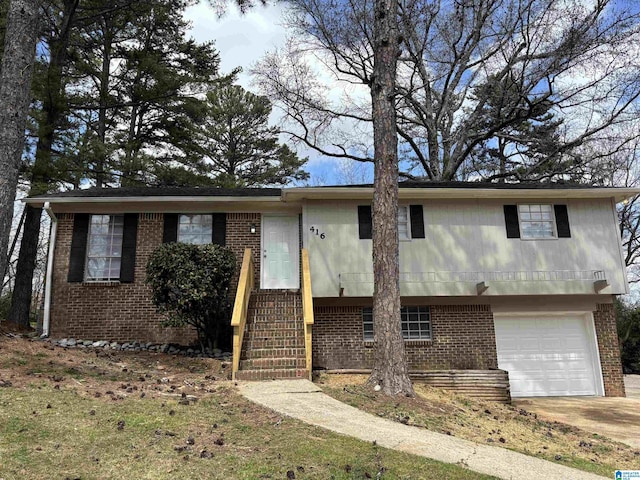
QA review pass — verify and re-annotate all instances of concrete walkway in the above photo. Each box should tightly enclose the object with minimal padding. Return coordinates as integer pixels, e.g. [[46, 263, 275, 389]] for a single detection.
[[239, 380, 608, 480]]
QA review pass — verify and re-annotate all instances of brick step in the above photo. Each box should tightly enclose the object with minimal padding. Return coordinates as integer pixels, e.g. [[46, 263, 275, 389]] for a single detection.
[[249, 293, 302, 305], [235, 368, 308, 381], [244, 337, 305, 349], [240, 357, 307, 370], [241, 347, 306, 359], [242, 330, 304, 348], [247, 322, 302, 332], [247, 315, 302, 325]]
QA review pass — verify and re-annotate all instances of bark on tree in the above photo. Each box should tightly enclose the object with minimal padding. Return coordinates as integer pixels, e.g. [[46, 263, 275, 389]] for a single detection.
[[0, 0, 39, 290], [8, 205, 40, 325], [8, 0, 78, 327], [366, 0, 414, 396]]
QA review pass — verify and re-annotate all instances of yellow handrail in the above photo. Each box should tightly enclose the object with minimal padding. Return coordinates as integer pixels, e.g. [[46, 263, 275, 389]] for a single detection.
[[301, 249, 314, 380], [231, 248, 254, 380]]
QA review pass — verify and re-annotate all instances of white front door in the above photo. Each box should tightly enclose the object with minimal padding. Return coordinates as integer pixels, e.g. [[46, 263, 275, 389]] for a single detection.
[[494, 314, 601, 397], [262, 215, 300, 289]]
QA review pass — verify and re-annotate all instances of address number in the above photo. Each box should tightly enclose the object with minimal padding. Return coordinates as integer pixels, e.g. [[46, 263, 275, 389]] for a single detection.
[[309, 226, 326, 239]]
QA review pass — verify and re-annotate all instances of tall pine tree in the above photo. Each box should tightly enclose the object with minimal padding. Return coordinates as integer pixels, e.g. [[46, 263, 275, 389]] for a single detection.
[[193, 83, 308, 187]]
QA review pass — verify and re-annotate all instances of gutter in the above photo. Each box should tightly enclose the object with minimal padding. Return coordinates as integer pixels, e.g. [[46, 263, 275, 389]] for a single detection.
[[281, 186, 640, 203], [41, 202, 57, 337], [24, 195, 282, 206]]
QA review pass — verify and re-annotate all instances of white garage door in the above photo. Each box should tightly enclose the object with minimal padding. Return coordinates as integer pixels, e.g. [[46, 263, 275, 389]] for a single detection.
[[494, 315, 600, 397]]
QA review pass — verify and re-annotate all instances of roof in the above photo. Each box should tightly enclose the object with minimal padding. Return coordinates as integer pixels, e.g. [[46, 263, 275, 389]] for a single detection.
[[283, 182, 640, 203], [24, 182, 640, 206], [29, 186, 282, 199]]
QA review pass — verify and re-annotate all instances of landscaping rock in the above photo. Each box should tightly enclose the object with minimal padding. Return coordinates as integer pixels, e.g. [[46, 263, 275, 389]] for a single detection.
[[42, 335, 227, 360]]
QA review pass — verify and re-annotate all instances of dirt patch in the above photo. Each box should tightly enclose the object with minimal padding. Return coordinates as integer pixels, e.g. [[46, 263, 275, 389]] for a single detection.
[[514, 394, 640, 449], [0, 336, 489, 480], [0, 320, 34, 335], [0, 334, 229, 401], [317, 373, 640, 477]]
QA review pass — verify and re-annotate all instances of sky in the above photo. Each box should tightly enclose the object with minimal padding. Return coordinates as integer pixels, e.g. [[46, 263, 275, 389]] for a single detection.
[[183, 2, 372, 185]]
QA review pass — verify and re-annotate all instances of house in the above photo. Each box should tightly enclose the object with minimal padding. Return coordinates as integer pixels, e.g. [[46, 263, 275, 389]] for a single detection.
[[26, 182, 638, 398]]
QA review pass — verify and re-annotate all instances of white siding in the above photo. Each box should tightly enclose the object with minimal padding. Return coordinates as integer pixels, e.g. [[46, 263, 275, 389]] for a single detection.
[[304, 198, 627, 297]]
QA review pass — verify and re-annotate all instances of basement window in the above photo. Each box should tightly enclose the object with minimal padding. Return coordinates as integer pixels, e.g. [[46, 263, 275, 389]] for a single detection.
[[362, 306, 432, 341]]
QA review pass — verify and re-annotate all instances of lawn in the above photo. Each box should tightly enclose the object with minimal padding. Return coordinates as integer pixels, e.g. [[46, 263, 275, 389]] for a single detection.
[[318, 373, 640, 478], [0, 334, 494, 480]]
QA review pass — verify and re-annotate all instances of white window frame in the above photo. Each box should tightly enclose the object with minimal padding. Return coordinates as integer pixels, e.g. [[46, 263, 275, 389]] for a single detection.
[[177, 214, 213, 245], [398, 205, 411, 241], [85, 214, 124, 282], [518, 204, 557, 240], [363, 306, 432, 341]]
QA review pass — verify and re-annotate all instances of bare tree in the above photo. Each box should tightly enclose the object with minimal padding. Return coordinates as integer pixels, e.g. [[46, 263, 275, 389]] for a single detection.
[[254, 0, 640, 182], [0, 0, 39, 291]]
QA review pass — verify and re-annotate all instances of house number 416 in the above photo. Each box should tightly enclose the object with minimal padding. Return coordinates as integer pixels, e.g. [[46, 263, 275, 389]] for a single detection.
[[309, 226, 326, 239]]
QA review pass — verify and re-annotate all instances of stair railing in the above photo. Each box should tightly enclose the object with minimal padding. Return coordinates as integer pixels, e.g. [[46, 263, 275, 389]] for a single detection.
[[301, 249, 314, 380], [231, 248, 254, 380]]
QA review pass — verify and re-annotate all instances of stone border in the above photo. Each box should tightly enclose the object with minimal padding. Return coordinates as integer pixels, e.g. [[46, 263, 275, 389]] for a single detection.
[[39, 336, 232, 360]]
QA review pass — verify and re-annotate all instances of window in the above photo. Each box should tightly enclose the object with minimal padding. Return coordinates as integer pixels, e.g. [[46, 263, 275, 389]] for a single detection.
[[398, 206, 410, 240], [362, 306, 431, 341], [401, 306, 431, 340], [85, 215, 124, 281], [518, 204, 555, 239], [363, 307, 374, 341], [358, 205, 424, 240], [178, 214, 212, 245]]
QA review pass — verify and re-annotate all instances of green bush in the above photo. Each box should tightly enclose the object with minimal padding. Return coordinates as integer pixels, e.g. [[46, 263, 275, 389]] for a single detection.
[[615, 299, 640, 374], [146, 243, 236, 351]]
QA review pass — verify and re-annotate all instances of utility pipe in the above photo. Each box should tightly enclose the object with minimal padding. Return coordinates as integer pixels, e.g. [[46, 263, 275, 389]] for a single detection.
[[41, 202, 57, 337]]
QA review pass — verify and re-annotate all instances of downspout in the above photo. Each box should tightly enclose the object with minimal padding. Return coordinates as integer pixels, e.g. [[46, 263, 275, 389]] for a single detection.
[[42, 202, 57, 337]]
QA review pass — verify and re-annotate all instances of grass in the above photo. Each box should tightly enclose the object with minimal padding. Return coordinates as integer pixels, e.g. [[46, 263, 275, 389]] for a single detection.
[[317, 374, 640, 478], [0, 335, 495, 480]]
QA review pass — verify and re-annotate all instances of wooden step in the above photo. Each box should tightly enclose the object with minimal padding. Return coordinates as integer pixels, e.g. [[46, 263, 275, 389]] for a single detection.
[[410, 369, 511, 404]]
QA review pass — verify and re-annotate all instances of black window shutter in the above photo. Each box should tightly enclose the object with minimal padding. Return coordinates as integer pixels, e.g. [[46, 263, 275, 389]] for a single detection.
[[68, 213, 90, 282], [212, 213, 226, 246], [554, 204, 571, 238], [504, 205, 520, 238], [163, 213, 178, 243], [358, 205, 372, 239], [410, 205, 425, 239], [120, 213, 138, 283]]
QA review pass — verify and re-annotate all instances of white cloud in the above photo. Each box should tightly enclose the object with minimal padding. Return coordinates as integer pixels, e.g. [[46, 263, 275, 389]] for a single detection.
[[184, 2, 289, 91]]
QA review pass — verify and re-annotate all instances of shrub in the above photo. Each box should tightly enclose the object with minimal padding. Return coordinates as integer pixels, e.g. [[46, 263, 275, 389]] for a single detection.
[[616, 299, 640, 374], [146, 243, 236, 351]]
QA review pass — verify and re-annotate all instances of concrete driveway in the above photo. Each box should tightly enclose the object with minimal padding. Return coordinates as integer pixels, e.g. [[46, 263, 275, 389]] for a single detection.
[[513, 375, 640, 448]]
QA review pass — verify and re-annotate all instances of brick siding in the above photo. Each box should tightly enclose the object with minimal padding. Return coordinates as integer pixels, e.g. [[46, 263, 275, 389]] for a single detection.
[[49, 212, 262, 344], [593, 303, 626, 397], [312, 304, 498, 371], [226, 213, 261, 289]]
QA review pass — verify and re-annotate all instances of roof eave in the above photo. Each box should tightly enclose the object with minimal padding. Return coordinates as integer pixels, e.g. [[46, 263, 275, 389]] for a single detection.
[[282, 187, 640, 203]]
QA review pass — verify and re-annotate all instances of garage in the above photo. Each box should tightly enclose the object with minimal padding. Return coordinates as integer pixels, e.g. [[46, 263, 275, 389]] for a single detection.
[[494, 314, 602, 397]]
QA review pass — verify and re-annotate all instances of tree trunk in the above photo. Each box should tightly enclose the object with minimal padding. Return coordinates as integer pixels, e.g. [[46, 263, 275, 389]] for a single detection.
[[366, 0, 414, 396], [0, 0, 39, 288], [8, 0, 78, 327], [95, 15, 112, 189], [7, 205, 41, 326]]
